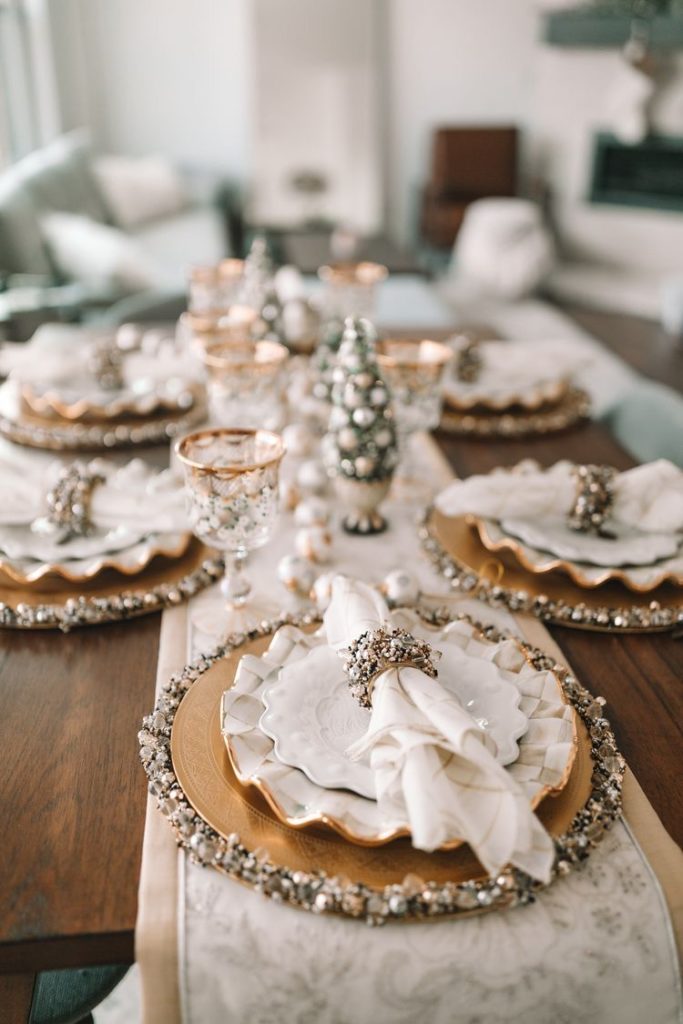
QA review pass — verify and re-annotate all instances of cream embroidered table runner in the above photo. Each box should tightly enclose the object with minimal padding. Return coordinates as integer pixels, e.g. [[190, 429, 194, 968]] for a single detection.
[[136, 435, 683, 1024]]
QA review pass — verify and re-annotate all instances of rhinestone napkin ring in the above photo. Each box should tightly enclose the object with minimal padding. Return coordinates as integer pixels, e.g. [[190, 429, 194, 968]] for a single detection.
[[40, 462, 105, 539], [343, 625, 440, 708], [568, 464, 617, 535]]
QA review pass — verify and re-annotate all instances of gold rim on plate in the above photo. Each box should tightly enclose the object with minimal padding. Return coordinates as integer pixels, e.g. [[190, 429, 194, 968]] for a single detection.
[[444, 376, 569, 413], [420, 507, 683, 633], [439, 387, 590, 438], [471, 516, 683, 594], [20, 379, 201, 423], [0, 540, 223, 629], [171, 617, 591, 890], [220, 620, 578, 849], [0, 531, 193, 586]]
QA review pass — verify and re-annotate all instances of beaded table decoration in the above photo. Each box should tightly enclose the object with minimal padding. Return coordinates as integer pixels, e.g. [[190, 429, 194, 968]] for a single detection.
[[139, 608, 624, 925]]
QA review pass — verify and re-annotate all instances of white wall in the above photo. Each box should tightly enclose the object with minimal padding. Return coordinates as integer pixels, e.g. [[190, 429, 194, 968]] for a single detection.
[[249, 0, 382, 232], [532, 48, 683, 274], [386, 0, 538, 244], [52, 0, 251, 179]]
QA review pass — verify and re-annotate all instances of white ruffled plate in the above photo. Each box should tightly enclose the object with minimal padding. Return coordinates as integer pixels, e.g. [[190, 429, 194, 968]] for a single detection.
[[501, 517, 679, 567], [260, 636, 528, 800], [477, 518, 683, 592], [0, 530, 191, 584], [221, 614, 577, 848]]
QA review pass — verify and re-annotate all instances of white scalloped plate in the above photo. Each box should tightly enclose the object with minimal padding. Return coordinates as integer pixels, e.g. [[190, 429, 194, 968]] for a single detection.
[[221, 614, 577, 848], [260, 637, 529, 800]]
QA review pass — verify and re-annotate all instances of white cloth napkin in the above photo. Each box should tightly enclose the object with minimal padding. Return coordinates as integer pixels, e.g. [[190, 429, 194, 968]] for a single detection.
[[0, 450, 188, 533], [447, 338, 587, 397], [436, 459, 683, 534], [1, 327, 199, 392], [323, 576, 555, 882]]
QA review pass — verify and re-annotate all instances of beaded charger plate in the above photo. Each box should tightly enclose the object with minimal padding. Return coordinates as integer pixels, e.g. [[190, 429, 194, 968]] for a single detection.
[[140, 610, 625, 925], [0, 381, 207, 452], [420, 508, 683, 634], [439, 387, 590, 439], [0, 540, 223, 630]]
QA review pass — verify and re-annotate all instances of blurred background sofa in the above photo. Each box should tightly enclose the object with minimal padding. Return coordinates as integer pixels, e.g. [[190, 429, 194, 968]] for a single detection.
[[0, 131, 242, 340]]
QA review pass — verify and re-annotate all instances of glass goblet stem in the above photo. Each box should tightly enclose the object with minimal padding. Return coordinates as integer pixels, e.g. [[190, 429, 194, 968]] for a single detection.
[[220, 549, 251, 612]]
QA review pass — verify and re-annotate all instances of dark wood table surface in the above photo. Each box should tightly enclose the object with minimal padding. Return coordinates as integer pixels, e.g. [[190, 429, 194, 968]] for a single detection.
[[2, 307, 682, 1023]]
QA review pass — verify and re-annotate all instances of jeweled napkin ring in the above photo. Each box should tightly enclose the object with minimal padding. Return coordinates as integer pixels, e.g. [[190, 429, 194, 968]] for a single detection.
[[33, 462, 105, 540], [455, 338, 482, 383], [568, 464, 617, 535], [87, 342, 125, 391], [343, 625, 440, 708]]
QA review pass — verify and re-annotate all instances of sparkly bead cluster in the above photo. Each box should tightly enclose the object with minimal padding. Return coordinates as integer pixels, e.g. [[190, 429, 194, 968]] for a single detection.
[[343, 625, 439, 708], [87, 342, 125, 391], [140, 608, 625, 926], [568, 464, 617, 535], [455, 338, 483, 383], [0, 400, 206, 451], [418, 509, 683, 633], [0, 556, 223, 632], [44, 462, 104, 538]]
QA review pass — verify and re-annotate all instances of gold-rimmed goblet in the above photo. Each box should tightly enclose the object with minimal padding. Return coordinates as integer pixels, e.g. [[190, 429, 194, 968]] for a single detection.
[[176, 428, 284, 637], [376, 338, 453, 499], [197, 338, 289, 430], [177, 303, 260, 352], [317, 261, 387, 319]]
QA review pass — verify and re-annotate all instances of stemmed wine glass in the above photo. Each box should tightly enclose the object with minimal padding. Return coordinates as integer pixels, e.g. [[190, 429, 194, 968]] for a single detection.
[[376, 338, 453, 500], [196, 337, 289, 431], [176, 428, 284, 637]]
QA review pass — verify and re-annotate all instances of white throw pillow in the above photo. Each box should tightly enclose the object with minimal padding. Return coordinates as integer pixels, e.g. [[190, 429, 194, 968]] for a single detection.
[[453, 198, 555, 300], [93, 155, 188, 229], [41, 211, 159, 292]]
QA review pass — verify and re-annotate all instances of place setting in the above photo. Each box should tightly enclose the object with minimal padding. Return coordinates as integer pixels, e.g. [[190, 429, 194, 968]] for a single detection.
[[0, 446, 224, 629], [0, 325, 207, 451], [439, 332, 591, 438], [422, 457, 683, 632]]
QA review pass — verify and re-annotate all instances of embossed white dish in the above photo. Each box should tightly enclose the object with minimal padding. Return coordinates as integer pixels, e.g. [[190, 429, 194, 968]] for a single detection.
[[260, 635, 529, 799], [476, 518, 683, 592], [221, 615, 577, 847], [501, 517, 679, 567]]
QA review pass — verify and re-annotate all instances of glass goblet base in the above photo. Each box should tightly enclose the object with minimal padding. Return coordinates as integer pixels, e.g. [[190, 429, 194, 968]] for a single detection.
[[189, 551, 277, 641]]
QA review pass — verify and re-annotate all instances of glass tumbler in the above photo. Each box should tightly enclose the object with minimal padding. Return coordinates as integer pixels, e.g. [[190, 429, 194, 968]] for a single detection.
[[197, 338, 289, 430]]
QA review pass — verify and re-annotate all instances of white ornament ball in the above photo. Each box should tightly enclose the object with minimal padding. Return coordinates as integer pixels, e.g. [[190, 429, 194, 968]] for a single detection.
[[282, 422, 315, 458], [296, 459, 329, 494], [295, 525, 333, 564], [374, 428, 393, 449], [370, 385, 388, 406], [354, 455, 375, 477], [352, 407, 375, 428], [294, 497, 330, 527], [277, 555, 316, 595], [382, 569, 420, 607], [279, 478, 300, 511], [337, 427, 358, 451], [311, 572, 336, 611]]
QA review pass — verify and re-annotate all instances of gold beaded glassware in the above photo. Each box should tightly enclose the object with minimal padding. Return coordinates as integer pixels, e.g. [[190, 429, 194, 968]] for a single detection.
[[197, 338, 289, 430], [176, 428, 284, 636]]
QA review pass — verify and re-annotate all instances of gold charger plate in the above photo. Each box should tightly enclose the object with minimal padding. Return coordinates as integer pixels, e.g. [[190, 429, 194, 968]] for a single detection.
[[422, 508, 683, 633], [171, 629, 591, 890], [0, 380, 206, 451], [20, 379, 202, 424], [0, 532, 192, 586], [472, 515, 683, 594], [439, 387, 590, 439], [0, 540, 222, 629], [220, 620, 578, 849]]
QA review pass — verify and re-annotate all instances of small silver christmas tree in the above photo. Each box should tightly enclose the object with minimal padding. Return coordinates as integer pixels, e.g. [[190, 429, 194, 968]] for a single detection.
[[242, 235, 285, 343], [326, 317, 398, 533]]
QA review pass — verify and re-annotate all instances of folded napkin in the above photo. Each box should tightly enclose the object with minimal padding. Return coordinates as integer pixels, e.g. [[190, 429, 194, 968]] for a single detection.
[[0, 449, 188, 533], [323, 576, 555, 882], [436, 459, 683, 534], [1, 327, 198, 392], [447, 338, 587, 394]]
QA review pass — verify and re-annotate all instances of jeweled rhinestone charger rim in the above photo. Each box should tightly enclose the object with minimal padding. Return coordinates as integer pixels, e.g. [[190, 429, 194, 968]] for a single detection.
[[139, 607, 625, 926]]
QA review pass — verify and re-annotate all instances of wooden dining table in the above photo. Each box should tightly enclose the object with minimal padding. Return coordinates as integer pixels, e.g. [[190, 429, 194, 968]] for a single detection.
[[1, 307, 682, 1023]]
